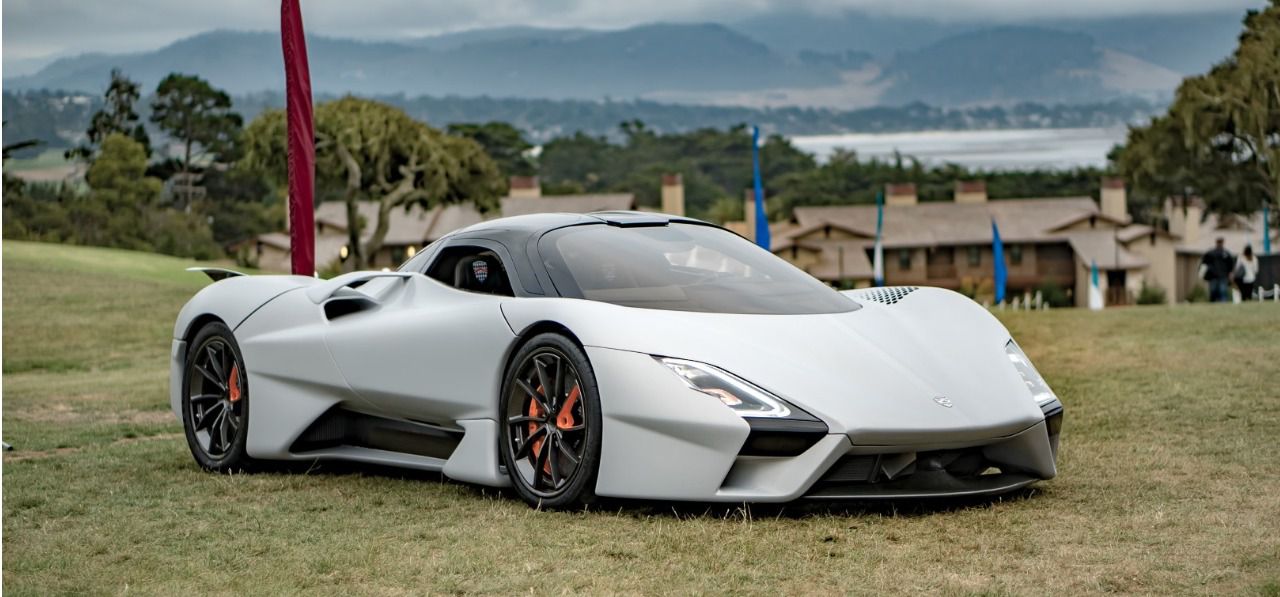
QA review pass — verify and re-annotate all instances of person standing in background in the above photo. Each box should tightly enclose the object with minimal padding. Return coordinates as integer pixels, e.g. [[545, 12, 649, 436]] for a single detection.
[[1234, 244, 1259, 301], [1200, 237, 1236, 303]]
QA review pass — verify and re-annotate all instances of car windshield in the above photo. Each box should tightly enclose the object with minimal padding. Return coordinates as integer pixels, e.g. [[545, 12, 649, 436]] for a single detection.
[[540, 223, 858, 314]]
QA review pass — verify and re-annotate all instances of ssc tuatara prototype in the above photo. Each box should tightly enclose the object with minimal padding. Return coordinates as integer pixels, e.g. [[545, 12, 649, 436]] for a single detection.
[[171, 211, 1063, 508]]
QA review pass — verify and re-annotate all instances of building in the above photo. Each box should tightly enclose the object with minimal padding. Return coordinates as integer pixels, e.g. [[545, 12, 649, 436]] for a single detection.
[[756, 179, 1277, 306], [248, 176, 634, 272], [747, 179, 1187, 307], [250, 172, 1275, 305]]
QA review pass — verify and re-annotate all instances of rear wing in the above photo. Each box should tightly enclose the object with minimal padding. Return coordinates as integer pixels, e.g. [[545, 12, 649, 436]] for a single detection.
[[186, 267, 247, 282]]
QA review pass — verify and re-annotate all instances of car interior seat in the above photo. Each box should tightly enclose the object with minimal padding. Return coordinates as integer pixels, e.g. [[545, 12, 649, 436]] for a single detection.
[[453, 253, 512, 296]]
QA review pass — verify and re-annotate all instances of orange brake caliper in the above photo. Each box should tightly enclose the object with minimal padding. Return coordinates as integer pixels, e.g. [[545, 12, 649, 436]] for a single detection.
[[527, 383, 581, 475], [228, 364, 242, 402], [557, 384, 580, 430], [528, 386, 547, 471]]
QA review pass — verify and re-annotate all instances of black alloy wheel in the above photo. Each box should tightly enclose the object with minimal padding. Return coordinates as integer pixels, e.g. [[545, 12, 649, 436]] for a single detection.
[[182, 322, 252, 471], [500, 333, 602, 508]]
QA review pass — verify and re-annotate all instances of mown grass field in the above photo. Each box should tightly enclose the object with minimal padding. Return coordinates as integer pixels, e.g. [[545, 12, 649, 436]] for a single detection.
[[3, 240, 1279, 595]]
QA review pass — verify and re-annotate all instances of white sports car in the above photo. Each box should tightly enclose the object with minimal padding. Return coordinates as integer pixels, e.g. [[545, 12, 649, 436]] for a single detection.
[[171, 211, 1063, 508]]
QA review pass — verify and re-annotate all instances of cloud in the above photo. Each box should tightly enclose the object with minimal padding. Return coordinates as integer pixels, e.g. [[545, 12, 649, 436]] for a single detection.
[[1, 0, 1261, 62]]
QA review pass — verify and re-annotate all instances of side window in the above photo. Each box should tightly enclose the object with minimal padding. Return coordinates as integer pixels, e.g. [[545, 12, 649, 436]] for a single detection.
[[426, 245, 515, 297]]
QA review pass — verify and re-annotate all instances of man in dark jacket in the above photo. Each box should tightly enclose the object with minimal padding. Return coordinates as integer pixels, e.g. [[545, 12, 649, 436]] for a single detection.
[[1200, 237, 1236, 302]]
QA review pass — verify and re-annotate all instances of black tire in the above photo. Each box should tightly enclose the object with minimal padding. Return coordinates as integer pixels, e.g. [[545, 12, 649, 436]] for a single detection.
[[499, 333, 602, 509], [182, 322, 253, 472]]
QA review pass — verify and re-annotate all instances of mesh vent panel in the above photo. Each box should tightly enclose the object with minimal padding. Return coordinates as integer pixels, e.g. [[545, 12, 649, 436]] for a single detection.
[[854, 286, 919, 305]]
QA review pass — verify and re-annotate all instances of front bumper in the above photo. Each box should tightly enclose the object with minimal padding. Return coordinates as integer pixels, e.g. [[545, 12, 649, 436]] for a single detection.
[[588, 347, 1063, 503]]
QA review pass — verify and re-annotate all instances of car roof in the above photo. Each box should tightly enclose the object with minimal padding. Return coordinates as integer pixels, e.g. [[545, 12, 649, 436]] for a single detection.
[[446, 211, 709, 243]]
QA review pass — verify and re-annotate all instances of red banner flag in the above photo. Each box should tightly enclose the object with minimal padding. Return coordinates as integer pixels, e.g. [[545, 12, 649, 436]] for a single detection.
[[281, 0, 315, 276]]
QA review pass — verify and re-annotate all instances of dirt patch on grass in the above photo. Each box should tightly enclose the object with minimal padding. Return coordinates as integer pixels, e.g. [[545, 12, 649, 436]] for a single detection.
[[6, 403, 173, 425]]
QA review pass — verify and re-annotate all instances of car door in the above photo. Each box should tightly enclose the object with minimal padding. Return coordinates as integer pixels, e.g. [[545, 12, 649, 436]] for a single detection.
[[320, 267, 516, 427]]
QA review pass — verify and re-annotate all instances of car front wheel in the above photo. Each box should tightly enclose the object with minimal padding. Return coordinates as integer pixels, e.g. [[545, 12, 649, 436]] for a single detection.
[[499, 333, 602, 509]]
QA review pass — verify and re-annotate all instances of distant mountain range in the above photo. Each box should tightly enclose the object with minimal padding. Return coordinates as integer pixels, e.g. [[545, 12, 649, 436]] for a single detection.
[[3, 10, 1247, 109], [729, 9, 1247, 75]]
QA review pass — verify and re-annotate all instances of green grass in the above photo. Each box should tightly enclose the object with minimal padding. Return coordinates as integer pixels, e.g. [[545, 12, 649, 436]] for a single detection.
[[4, 240, 1280, 595]]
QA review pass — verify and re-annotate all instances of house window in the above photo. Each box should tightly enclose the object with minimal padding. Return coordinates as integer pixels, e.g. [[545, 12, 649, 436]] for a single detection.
[[1009, 244, 1023, 265], [967, 246, 981, 267], [897, 249, 912, 271], [928, 247, 954, 266]]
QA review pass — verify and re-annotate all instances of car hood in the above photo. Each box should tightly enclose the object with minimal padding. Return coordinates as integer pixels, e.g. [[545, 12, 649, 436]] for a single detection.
[[501, 287, 1045, 444]]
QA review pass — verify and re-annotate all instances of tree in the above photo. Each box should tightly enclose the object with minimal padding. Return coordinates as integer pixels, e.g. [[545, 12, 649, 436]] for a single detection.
[[150, 73, 243, 206], [1114, 2, 1279, 217], [241, 97, 504, 270], [65, 69, 151, 160], [447, 122, 535, 178], [77, 134, 163, 248]]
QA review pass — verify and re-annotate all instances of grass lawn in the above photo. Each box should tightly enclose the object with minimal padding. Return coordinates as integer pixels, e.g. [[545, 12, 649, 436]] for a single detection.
[[4, 240, 1279, 595]]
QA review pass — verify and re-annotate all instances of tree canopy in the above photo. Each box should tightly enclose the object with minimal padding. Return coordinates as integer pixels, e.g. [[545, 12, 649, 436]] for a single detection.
[[242, 96, 504, 269], [149, 73, 243, 206], [1114, 2, 1279, 217], [447, 122, 535, 179], [65, 69, 151, 160]]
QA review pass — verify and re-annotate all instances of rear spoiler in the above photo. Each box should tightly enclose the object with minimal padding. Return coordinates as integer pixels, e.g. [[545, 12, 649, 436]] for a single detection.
[[186, 267, 247, 282]]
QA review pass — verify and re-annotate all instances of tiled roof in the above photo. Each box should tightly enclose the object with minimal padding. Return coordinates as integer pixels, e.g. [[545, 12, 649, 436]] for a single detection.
[[789, 197, 1101, 247], [1065, 230, 1149, 269]]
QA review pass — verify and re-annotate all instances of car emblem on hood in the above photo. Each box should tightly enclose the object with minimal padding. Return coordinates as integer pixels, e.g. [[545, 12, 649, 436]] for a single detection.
[[933, 396, 953, 408]]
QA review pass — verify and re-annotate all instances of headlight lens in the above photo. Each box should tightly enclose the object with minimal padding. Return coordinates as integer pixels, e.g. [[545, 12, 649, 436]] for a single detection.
[[1005, 340, 1057, 406], [657, 357, 792, 418]]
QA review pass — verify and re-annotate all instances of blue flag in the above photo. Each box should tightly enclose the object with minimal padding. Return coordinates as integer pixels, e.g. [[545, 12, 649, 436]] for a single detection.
[[751, 126, 770, 250], [991, 218, 1006, 304], [873, 190, 884, 286], [1265, 202, 1272, 255]]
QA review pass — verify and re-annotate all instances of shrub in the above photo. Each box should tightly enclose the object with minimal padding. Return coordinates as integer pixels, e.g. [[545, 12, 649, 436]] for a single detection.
[[1035, 281, 1072, 308], [1137, 281, 1167, 305], [1185, 284, 1209, 303]]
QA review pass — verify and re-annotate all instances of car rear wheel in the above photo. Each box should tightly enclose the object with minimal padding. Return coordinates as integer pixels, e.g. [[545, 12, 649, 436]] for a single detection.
[[499, 333, 602, 509], [182, 322, 252, 472]]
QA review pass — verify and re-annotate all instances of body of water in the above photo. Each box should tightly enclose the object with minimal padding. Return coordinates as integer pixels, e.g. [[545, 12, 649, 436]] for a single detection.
[[789, 127, 1128, 171]]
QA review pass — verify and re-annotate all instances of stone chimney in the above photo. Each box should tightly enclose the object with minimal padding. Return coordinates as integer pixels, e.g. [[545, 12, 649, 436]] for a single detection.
[[886, 183, 918, 206], [509, 176, 541, 199], [660, 173, 685, 216], [954, 180, 988, 204], [1100, 177, 1128, 222], [1166, 197, 1203, 244]]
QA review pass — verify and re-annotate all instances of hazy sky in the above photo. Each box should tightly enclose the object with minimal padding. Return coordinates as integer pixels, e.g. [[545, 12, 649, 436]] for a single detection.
[[2, 0, 1260, 63]]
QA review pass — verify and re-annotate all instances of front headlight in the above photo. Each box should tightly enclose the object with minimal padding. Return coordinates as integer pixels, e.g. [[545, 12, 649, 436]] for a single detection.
[[1005, 340, 1057, 406], [657, 357, 793, 418]]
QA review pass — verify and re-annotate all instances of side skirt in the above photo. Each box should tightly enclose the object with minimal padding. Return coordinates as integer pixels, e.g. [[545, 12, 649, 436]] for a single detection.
[[290, 407, 463, 460]]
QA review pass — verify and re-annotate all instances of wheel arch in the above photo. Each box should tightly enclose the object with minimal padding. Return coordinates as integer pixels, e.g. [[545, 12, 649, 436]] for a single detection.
[[181, 313, 228, 345], [498, 320, 585, 409]]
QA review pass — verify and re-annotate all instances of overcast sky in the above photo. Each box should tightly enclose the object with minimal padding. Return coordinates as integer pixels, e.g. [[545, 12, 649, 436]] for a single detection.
[[2, 0, 1261, 64]]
